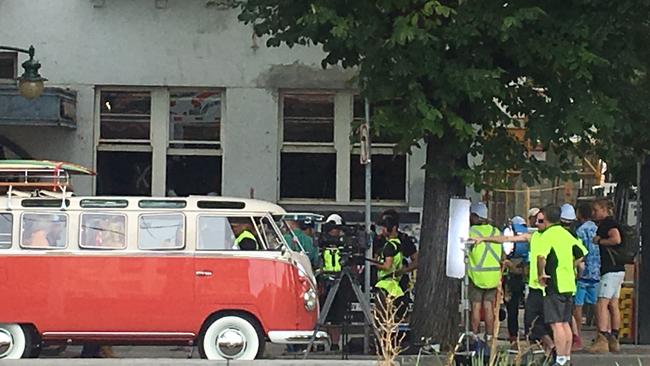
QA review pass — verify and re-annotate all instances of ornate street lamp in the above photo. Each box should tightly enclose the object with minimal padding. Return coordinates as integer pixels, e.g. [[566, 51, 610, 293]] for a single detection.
[[0, 45, 47, 99]]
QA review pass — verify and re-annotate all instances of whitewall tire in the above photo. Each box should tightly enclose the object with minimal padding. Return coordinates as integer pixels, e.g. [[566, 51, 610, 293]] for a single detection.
[[0, 324, 28, 359], [199, 314, 264, 360]]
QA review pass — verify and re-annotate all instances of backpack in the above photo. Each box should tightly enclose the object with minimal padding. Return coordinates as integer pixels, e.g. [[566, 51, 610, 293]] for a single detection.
[[607, 224, 639, 265]]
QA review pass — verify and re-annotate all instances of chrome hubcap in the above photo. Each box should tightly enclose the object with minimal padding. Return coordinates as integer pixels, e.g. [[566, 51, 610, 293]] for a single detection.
[[216, 328, 246, 359], [0, 328, 13, 358]]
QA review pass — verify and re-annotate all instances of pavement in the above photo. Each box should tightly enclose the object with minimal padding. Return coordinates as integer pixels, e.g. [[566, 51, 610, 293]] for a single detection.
[[1, 342, 649, 366]]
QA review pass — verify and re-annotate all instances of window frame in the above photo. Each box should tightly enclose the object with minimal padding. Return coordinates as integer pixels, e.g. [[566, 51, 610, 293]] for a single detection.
[[0, 52, 17, 82], [78, 212, 128, 250], [168, 88, 223, 148], [279, 91, 338, 201], [195, 214, 267, 251], [94, 86, 224, 197], [0, 212, 13, 249], [137, 212, 186, 250], [19, 212, 69, 250], [279, 92, 410, 204], [97, 89, 153, 144]]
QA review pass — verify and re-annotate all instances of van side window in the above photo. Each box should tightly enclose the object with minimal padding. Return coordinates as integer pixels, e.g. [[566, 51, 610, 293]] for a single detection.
[[229, 216, 262, 250], [138, 214, 184, 250], [80, 213, 127, 249], [0, 213, 12, 248], [197, 216, 236, 250], [21, 213, 68, 249]]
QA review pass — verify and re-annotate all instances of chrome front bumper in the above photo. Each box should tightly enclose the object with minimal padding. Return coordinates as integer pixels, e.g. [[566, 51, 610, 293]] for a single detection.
[[267, 330, 330, 345]]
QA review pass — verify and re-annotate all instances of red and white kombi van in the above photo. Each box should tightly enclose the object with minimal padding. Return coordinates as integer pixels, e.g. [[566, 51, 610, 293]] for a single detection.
[[0, 194, 326, 360]]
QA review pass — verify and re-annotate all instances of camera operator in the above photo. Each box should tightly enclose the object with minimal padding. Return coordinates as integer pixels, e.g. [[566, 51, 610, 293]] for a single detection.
[[317, 213, 353, 352], [378, 209, 418, 295], [372, 215, 405, 312]]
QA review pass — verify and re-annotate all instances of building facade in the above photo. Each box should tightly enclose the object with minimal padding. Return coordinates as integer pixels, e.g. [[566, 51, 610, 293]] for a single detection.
[[0, 0, 426, 220]]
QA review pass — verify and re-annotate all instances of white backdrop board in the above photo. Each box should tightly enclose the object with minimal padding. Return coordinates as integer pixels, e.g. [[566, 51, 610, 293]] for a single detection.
[[446, 198, 471, 279]]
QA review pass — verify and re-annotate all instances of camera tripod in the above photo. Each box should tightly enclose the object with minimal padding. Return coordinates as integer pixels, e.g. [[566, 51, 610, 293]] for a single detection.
[[303, 266, 380, 359]]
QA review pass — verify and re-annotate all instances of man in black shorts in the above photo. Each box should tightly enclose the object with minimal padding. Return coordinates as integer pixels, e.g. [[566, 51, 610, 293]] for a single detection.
[[537, 205, 585, 366]]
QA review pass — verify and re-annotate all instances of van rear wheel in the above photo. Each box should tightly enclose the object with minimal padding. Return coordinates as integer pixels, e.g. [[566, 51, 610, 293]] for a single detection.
[[0, 323, 34, 359], [199, 314, 264, 360]]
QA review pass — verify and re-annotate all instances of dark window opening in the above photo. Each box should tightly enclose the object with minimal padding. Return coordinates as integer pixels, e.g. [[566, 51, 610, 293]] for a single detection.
[[0, 53, 16, 80], [97, 151, 152, 196], [281, 153, 336, 199], [166, 155, 221, 197], [283, 94, 334, 143], [350, 154, 406, 201], [100, 91, 151, 140]]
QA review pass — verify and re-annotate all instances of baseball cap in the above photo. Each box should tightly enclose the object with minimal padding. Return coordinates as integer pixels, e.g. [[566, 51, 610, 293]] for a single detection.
[[560, 203, 577, 221], [470, 202, 488, 220], [511, 216, 526, 226], [528, 207, 540, 218], [325, 214, 343, 226]]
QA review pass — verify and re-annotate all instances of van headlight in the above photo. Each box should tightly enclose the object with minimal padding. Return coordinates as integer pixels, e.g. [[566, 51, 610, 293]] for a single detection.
[[303, 288, 317, 311]]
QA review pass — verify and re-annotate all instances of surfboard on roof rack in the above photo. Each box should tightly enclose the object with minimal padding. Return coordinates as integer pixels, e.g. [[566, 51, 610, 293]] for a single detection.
[[0, 160, 95, 194]]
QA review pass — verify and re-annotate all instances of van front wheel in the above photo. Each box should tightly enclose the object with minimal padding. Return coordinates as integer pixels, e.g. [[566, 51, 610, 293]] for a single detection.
[[0, 324, 34, 359], [199, 314, 264, 360]]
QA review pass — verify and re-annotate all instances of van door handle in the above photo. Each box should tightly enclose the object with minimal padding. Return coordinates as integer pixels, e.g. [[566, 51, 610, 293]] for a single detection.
[[195, 270, 213, 277]]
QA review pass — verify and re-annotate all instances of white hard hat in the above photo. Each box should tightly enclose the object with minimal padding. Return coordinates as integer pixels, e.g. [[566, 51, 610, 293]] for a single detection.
[[560, 203, 577, 221], [325, 214, 343, 226], [470, 202, 488, 220]]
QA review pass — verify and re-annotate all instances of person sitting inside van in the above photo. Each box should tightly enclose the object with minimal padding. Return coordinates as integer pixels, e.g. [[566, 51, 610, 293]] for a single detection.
[[230, 218, 259, 250]]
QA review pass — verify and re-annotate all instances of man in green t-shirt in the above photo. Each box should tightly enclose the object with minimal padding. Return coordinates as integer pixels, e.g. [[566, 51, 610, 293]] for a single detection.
[[537, 205, 585, 366], [283, 219, 319, 268]]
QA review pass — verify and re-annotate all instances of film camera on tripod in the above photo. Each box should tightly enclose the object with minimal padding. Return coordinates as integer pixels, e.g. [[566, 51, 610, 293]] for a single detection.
[[314, 214, 372, 353]]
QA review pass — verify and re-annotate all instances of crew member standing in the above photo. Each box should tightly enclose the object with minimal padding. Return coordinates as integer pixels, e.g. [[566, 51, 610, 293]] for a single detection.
[[318, 213, 349, 352], [537, 205, 585, 366], [467, 202, 502, 341], [587, 199, 624, 354], [373, 214, 404, 310], [378, 209, 418, 306]]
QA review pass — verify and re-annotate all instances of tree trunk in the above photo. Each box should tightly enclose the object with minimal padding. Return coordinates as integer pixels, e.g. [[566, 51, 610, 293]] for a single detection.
[[412, 137, 466, 348]]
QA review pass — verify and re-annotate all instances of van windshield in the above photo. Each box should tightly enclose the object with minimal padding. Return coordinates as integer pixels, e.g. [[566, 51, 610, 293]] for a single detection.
[[256, 216, 286, 251]]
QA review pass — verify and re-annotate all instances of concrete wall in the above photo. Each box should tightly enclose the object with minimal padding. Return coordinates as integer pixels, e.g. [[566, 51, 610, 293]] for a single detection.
[[0, 0, 426, 211]]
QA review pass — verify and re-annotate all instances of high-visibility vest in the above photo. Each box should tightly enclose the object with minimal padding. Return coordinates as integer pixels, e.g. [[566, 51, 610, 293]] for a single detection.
[[322, 247, 342, 272], [375, 238, 404, 298], [235, 230, 259, 250], [468, 224, 502, 289]]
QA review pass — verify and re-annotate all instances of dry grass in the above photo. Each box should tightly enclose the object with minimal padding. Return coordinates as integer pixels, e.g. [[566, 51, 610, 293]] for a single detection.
[[373, 294, 408, 366]]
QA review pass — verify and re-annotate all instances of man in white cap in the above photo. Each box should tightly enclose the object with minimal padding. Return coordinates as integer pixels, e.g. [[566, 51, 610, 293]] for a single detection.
[[468, 202, 503, 340]]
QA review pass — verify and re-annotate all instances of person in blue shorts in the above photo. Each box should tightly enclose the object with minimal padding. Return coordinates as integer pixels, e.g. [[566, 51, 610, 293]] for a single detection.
[[573, 202, 600, 350]]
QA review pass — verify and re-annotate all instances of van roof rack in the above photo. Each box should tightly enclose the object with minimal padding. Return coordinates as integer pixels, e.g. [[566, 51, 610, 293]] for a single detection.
[[0, 160, 94, 193]]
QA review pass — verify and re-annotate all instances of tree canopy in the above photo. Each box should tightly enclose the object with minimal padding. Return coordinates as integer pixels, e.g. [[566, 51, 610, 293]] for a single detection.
[[235, 0, 650, 344]]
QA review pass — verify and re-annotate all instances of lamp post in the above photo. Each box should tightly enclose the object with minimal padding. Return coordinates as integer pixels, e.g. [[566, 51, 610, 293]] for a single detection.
[[0, 45, 47, 99]]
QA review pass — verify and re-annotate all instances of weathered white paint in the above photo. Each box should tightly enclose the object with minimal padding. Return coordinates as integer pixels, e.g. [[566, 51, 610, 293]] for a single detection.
[[0, 0, 426, 211]]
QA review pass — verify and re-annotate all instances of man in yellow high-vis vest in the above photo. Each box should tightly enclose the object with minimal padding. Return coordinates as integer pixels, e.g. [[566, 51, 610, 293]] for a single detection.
[[230, 218, 259, 250], [468, 202, 503, 340]]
